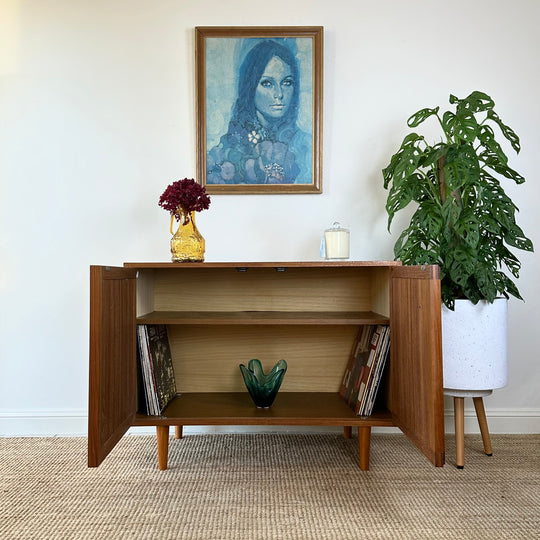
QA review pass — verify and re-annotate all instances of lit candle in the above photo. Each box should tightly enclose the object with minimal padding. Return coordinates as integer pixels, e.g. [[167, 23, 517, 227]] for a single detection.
[[324, 222, 350, 259]]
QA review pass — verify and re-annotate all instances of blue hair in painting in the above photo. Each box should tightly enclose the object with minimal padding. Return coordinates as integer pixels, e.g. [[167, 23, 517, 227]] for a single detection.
[[230, 39, 300, 139]]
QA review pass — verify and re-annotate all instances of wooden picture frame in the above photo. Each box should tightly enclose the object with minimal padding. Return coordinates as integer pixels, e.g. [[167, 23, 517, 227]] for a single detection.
[[196, 26, 323, 194]]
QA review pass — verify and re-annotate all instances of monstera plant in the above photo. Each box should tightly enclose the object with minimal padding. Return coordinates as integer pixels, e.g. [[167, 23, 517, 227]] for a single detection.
[[382, 91, 533, 308]]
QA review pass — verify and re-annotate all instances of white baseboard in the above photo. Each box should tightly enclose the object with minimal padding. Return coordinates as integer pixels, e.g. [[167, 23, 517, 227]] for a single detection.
[[443, 407, 540, 434], [1, 408, 539, 437], [0, 409, 88, 437]]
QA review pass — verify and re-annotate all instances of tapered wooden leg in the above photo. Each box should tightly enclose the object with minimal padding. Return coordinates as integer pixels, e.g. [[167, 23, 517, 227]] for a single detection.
[[174, 425, 183, 439], [358, 426, 371, 471], [473, 397, 493, 456], [156, 425, 169, 470], [454, 397, 465, 469], [343, 426, 352, 439]]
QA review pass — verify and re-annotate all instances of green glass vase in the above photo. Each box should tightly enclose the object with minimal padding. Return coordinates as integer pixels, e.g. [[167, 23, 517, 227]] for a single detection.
[[239, 359, 287, 408]]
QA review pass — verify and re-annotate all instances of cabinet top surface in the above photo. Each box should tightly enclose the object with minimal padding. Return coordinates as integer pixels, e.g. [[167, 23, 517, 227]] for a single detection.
[[123, 260, 401, 269]]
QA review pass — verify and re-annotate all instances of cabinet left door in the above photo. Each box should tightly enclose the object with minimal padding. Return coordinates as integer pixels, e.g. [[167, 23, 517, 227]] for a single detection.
[[88, 265, 138, 467]]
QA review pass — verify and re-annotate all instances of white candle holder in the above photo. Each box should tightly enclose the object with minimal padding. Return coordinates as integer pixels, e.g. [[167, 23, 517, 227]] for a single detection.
[[323, 222, 350, 260]]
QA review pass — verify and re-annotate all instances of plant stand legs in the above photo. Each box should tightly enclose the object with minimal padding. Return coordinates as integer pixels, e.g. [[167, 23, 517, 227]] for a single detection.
[[454, 397, 465, 469], [175, 425, 183, 439], [473, 397, 493, 456], [156, 425, 169, 470], [452, 394, 493, 469], [343, 426, 352, 439]]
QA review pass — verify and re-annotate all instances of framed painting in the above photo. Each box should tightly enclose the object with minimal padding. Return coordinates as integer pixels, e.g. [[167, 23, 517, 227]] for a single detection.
[[196, 26, 323, 194]]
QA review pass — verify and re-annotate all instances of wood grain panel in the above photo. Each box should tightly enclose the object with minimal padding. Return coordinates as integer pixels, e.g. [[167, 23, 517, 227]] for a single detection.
[[88, 266, 137, 467], [137, 310, 388, 325], [371, 267, 391, 317], [168, 325, 359, 393], [153, 267, 373, 312], [124, 261, 401, 269], [136, 269, 154, 317], [133, 392, 394, 427], [389, 265, 444, 467]]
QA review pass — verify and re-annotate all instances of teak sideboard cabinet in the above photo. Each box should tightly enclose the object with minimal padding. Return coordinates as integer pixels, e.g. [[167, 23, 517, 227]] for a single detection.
[[88, 261, 445, 470]]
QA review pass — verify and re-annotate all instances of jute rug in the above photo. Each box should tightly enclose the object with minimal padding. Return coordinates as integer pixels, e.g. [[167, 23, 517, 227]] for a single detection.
[[1, 433, 539, 539]]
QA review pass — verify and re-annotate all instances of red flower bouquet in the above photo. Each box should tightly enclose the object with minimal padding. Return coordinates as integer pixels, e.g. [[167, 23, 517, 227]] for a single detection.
[[158, 178, 211, 223]]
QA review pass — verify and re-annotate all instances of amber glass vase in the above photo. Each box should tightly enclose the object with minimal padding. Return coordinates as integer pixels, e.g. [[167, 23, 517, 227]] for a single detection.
[[170, 209, 205, 262]]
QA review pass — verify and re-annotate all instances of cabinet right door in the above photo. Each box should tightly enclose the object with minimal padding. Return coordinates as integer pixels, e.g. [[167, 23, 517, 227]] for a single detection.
[[389, 265, 445, 466]]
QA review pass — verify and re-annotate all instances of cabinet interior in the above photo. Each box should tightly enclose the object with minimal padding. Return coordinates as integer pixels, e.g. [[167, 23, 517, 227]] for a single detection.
[[135, 265, 390, 395]]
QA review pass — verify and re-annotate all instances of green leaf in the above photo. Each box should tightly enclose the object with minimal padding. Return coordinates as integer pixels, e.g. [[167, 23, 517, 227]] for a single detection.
[[447, 245, 477, 287], [456, 91, 495, 113], [504, 223, 534, 251], [441, 111, 456, 136], [479, 214, 502, 235], [393, 229, 419, 260], [401, 132, 426, 147], [490, 199, 517, 230], [444, 145, 480, 190], [487, 109, 521, 153], [393, 217, 442, 265], [454, 110, 479, 142], [382, 133, 425, 188], [474, 262, 495, 297], [497, 246, 522, 278], [393, 148, 422, 181], [480, 150, 525, 184], [395, 238, 439, 266], [498, 272, 523, 300], [407, 107, 440, 128], [422, 201, 444, 234], [440, 196, 463, 229], [418, 143, 448, 169], [453, 212, 480, 249], [477, 125, 508, 165], [385, 174, 422, 229], [385, 183, 414, 222], [411, 201, 444, 238]]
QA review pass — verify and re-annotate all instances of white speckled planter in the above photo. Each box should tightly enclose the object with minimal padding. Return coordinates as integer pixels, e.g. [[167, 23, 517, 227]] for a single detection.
[[442, 298, 508, 393]]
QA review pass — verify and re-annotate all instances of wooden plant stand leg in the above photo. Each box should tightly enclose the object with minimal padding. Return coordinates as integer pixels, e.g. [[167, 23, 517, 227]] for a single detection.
[[156, 425, 170, 471], [473, 397, 493, 456], [454, 397, 465, 469], [343, 426, 352, 439], [174, 425, 183, 439], [358, 426, 371, 471]]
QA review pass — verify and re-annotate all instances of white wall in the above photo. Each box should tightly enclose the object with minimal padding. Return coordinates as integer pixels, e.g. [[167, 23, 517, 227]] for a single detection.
[[1, 0, 539, 435]]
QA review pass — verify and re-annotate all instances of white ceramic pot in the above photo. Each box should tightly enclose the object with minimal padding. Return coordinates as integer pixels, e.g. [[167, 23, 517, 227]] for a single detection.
[[442, 298, 508, 393]]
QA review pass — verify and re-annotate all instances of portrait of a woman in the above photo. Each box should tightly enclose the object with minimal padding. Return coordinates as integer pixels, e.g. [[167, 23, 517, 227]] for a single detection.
[[205, 37, 315, 187]]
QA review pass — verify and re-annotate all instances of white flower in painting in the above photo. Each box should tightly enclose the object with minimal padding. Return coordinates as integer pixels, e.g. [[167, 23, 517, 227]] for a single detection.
[[247, 130, 260, 144]]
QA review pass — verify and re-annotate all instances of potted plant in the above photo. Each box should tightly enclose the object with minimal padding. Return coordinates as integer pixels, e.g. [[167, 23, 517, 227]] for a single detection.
[[382, 91, 533, 394]]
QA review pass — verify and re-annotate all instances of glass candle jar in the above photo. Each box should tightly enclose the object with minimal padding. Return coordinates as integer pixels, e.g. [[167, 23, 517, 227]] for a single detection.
[[323, 222, 350, 259]]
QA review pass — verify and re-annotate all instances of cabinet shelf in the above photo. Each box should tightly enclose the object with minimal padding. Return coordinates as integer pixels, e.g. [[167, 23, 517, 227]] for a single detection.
[[136, 310, 390, 326], [133, 392, 394, 427]]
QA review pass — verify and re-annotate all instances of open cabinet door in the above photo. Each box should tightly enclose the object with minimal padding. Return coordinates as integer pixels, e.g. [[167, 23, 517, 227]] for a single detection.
[[389, 265, 445, 467], [88, 266, 138, 467]]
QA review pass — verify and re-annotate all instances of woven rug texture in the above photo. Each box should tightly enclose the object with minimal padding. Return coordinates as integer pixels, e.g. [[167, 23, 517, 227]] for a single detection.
[[1, 433, 539, 539]]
